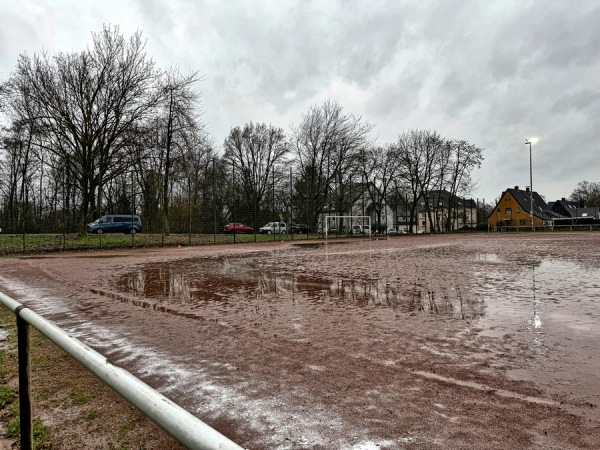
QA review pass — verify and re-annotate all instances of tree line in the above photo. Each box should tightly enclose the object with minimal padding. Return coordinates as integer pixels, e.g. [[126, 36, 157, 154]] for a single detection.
[[570, 181, 600, 207], [0, 26, 486, 235]]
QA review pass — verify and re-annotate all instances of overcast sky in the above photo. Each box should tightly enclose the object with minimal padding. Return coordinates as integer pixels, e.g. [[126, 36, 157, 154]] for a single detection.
[[2, 0, 599, 203]]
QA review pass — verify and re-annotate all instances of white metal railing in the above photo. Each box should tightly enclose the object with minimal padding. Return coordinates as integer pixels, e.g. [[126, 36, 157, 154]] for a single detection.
[[0, 291, 244, 450]]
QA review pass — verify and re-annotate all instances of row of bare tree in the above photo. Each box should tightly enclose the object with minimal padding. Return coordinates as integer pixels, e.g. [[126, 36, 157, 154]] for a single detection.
[[570, 181, 600, 207], [0, 26, 485, 235]]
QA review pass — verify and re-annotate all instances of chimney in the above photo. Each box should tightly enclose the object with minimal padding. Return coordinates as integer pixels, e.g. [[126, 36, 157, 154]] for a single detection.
[[580, 199, 585, 208], [514, 186, 519, 190], [561, 198, 566, 201], [525, 186, 530, 192]]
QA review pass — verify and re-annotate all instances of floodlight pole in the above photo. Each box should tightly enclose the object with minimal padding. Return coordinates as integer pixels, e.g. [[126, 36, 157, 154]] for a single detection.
[[525, 139, 533, 232]]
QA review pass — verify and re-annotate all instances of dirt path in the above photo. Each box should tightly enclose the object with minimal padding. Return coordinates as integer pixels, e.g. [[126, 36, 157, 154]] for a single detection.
[[1, 234, 599, 449]]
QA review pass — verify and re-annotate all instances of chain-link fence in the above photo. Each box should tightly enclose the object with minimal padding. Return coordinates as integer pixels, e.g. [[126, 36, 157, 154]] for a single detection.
[[0, 164, 488, 255]]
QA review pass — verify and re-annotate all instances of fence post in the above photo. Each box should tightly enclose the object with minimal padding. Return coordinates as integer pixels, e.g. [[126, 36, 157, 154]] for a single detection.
[[16, 309, 33, 450], [188, 177, 192, 246], [232, 163, 236, 244], [131, 171, 135, 248], [272, 170, 276, 242], [213, 158, 217, 244], [290, 167, 293, 241]]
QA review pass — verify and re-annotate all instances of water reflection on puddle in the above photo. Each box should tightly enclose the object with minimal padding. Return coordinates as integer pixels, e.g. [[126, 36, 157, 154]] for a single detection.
[[114, 246, 600, 349], [474, 257, 600, 355], [116, 254, 485, 319]]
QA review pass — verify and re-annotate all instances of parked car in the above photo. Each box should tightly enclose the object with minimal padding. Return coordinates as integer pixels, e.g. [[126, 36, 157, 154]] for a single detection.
[[387, 228, 399, 235], [87, 214, 142, 235], [352, 225, 371, 234], [223, 223, 253, 234], [290, 224, 310, 234], [259, 222, 287, 234]]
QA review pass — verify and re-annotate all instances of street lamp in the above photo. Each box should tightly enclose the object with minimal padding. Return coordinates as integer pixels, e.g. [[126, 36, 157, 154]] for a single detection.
[[524, 139, 533, 232]]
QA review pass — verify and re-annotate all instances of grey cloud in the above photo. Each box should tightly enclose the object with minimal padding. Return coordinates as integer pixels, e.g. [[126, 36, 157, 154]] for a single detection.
[[2, 0, 600, 202], [552, 89, 600, 114]]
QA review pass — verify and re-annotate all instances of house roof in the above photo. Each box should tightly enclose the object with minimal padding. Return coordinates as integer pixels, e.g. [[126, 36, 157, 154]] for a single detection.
[[568, 207, 600, 219], [489, 187, 560, 221], [550, 199, 599, 219], [416, 190, 477, 212]]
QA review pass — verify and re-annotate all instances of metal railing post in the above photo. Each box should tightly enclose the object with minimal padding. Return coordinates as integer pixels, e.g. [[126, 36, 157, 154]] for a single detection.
[[16, 308, 33, 450], [1, 293, 243, 450]]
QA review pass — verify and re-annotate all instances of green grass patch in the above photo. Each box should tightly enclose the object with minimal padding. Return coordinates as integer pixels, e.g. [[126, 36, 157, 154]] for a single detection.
[[70, 388, 91, 406], [0, 231, 322, 255], [0, 385, 17, 408], [5, 416, 51, 449], [33, 417, 52, 449], [85, 409, 101, 421]]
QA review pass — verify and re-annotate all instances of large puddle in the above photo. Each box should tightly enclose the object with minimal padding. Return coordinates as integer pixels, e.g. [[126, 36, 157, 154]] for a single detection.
[[116, 252, 486, 319], [115, 246, 600, 338], [113, 241, 600, 400]]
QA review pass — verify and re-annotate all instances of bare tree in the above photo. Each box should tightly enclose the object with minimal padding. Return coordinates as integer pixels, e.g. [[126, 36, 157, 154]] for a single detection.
[[393, 131, 483, 233], [291, 100, 373, 229], [393, 130, 442, 231], [223, 122, 289, 225], [5, 25, 158, 232], [570, 181, 600, 207], [155, 67, 204, 234], [442, 139, 484, 231], [356, 144, 399, 230]]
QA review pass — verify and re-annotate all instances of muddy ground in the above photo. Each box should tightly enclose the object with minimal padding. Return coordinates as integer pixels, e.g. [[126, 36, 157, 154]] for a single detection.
[[0, 233, 599, 449]]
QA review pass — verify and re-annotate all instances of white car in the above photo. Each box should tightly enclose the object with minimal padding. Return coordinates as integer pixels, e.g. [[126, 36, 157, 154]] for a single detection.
[[259, 222, 287, 234], [352, 225, 371, 234]]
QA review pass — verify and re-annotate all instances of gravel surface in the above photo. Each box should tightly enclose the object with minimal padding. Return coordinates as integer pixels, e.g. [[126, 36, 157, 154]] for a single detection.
[[1, 233, 599, 449]]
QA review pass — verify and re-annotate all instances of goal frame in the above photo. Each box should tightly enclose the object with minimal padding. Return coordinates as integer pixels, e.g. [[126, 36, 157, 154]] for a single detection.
[[324, 215, 371, 239]]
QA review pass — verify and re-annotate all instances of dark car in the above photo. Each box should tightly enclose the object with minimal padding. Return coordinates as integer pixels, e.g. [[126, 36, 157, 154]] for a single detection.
[[290, 224, 310, 234], [223, 223, 253, 234], [87, 214, 142, 235]]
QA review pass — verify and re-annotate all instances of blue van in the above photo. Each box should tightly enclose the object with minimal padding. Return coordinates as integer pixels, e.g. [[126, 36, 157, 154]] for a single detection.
[[87, 215, 142, 235]]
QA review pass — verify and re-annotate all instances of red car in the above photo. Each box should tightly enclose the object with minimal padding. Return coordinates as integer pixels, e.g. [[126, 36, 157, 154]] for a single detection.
[[223, 223, 253, 234]]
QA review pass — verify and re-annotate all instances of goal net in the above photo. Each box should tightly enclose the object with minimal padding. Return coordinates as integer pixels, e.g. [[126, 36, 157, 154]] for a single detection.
[[324, 215, 371, 239]]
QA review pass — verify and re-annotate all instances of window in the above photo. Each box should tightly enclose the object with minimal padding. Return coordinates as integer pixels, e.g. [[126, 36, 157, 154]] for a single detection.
[[516, 208, 520, 213], [520, 219, 526, 225], [505, 208, 512, 214]]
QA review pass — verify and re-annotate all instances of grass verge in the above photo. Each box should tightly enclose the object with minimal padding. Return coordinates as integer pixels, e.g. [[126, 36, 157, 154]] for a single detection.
[[0, 231, 321, 256], [0, 306, 183, 449]]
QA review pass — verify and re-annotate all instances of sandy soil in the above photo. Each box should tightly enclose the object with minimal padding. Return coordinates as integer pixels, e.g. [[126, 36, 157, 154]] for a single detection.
[[1, 233, 599, 449]]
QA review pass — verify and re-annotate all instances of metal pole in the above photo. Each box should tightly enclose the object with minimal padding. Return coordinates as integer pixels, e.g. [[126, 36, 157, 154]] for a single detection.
[[213, 159, 216, 243], [350, 176, 353, 235], [1, 294, 243, 450], [161, 183, 165, 247], [62, 169, 66, 250], [188, 177, 192, 246], [525, 139, 533, 231], [232, 162, 236, 244], [272, 169, 276, 242], [98, 169, 102, 250], [384, 177, 387, 234], [131, 171, 135, 247], [290, 167, 293, 241], [17, 311, 32, 450]]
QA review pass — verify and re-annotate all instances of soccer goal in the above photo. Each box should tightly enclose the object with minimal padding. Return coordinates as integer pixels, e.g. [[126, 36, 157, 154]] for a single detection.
[[324, 215, 371, 239]]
